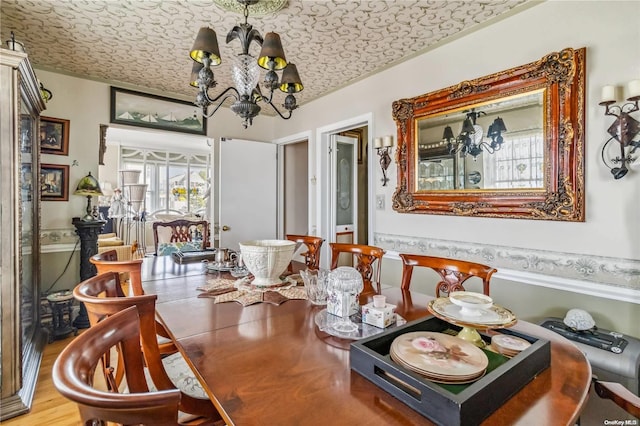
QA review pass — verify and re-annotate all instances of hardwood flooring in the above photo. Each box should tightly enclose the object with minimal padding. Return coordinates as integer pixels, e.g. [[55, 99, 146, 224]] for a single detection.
[[1, 333, 82, 426]]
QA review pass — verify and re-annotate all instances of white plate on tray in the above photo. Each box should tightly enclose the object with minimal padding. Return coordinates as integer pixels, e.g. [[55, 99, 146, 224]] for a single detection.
[[429, 297, 516, 327]]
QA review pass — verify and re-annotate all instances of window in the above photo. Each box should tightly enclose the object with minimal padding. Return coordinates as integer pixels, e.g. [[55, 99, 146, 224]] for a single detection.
[[120, 147, 211, 216]]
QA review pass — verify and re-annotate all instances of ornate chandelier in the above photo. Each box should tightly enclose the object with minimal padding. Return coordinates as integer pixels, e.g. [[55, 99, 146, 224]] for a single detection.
[[189, 0, 303, 128]]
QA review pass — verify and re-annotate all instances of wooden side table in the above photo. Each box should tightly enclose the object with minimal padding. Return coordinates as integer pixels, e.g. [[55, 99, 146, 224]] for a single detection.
[[72, 218, 105, 329], [46, 291, 77, 342]]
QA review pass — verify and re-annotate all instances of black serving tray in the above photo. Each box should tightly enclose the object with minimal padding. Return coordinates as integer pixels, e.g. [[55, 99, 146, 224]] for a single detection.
[[350, 316, 550, 426]]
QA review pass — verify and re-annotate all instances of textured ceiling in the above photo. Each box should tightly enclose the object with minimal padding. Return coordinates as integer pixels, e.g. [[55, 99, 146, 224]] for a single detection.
[[1, 0, 533, 114]]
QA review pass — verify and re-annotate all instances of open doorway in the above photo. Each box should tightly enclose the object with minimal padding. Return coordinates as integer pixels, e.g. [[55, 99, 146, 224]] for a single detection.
[[315, 113, 374, 268], [338, 127, 369, 246], [99, 126, 211, 253], [282, 140, 309, 236]]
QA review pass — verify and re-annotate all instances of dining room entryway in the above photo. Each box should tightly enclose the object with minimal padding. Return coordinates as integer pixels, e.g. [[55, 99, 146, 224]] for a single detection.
[[316, 113, 373, 268], [282, 139, 309, 237]]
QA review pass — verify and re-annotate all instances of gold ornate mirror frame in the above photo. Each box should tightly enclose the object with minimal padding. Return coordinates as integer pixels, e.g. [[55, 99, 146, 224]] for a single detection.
[[392, 47, 585, 221]]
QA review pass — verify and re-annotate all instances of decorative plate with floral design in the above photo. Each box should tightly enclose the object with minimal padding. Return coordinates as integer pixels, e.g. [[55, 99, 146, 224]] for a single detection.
[[390, 331, 488, 381]]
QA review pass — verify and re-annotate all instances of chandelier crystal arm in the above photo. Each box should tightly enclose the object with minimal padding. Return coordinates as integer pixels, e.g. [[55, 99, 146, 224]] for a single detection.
[[263, 98, 294, 120], [200, 86, 241, 118], [253, 83, 296, 119]]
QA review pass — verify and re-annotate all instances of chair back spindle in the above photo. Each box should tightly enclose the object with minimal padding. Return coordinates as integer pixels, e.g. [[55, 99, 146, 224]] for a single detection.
[[285, 234, 324, 271], [329, 243, 385, 303], [399, 253, 496, 296]]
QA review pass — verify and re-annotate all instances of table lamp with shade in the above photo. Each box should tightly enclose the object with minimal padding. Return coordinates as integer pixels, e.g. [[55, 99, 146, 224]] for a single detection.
[[74, 172, 103, 221]]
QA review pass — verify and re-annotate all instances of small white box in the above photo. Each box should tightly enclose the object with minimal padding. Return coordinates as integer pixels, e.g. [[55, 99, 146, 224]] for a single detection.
[[327, 290, 358, 317], [362, 302, 396, 328]]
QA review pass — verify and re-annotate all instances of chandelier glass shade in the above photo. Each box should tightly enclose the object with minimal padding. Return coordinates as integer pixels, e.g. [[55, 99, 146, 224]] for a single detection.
[[189, 0, 303, 128], [444, 110, 507, 159]]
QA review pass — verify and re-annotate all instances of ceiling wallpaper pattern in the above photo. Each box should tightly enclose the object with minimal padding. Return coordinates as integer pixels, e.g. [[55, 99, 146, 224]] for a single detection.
[[1, 0, 531, 113]]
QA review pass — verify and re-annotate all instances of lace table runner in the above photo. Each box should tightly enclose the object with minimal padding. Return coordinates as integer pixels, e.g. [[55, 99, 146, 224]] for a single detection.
[[197, 275, 307, 306]]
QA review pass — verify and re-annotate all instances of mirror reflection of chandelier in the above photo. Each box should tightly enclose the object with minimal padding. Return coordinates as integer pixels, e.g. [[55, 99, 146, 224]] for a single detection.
[[443, 109, 507, 159], [189, 0, 303, 128]]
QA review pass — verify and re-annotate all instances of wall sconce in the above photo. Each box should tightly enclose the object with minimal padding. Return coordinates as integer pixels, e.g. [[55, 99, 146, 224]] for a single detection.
[[599, 80, 640, 179], [374, 136, 394, 186]]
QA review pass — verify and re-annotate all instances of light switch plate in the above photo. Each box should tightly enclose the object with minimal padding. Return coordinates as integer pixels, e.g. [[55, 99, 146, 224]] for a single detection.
[[376, 195, 385, 210]]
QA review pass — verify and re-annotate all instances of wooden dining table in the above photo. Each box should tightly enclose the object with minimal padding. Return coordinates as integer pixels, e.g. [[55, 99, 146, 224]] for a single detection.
[[142, 256, 592, 426]]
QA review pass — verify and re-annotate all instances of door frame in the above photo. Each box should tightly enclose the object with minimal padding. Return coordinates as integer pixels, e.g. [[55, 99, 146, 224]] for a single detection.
[[274, 130, 314, 238], [316, 113, 375, 268], [331, 133, 359, 247]]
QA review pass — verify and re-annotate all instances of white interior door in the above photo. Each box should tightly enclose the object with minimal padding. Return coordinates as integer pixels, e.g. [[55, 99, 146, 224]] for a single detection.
[[330, 134, 358, 247], [218, 138, 277, 250]]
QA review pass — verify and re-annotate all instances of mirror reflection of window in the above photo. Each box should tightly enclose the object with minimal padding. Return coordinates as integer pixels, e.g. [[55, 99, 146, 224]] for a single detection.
[[416, 89, 544, 191], [482, 131, 544, 189]]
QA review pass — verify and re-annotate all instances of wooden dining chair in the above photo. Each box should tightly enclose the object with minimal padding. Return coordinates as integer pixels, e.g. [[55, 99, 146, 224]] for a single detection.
[[152, 219, 210, 256], [330, 243, 385, 303], [399, 253, 497, 296], [91, 249, 144, 296], [73, 271, 221, 424], [53, 306, 184, 426], [91, 250, 177, 357], [285, 234, 324, 271], [593, 377, 640, 418]]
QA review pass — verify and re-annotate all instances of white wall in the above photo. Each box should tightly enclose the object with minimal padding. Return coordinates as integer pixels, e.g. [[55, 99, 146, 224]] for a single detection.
[[276, 0, 639, 257]]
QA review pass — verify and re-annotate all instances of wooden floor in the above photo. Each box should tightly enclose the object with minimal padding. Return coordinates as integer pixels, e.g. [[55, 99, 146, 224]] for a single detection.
[[2, 333, 82, 426]]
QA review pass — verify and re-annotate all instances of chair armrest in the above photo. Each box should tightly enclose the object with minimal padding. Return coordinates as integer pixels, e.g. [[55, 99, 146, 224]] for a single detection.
[[594, 379, 640, 418]]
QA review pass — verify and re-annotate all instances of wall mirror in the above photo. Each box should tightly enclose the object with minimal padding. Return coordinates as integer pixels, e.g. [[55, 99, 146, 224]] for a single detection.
[[392, 47, 585, 221]]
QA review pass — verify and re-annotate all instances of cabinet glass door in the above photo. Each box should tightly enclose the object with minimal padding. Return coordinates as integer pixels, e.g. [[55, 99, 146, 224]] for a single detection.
[[20, 102, 38, 342]]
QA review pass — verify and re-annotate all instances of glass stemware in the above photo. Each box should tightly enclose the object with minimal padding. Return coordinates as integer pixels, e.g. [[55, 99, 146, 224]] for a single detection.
[[327, 266, 363, 333], [300, 268, 329, 305]]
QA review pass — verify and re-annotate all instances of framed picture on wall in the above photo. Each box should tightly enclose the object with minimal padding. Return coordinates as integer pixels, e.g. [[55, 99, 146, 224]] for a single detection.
[[40, 116, 70, 155], [110, 86, 207, 135], [40, 163, 69, 201]]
